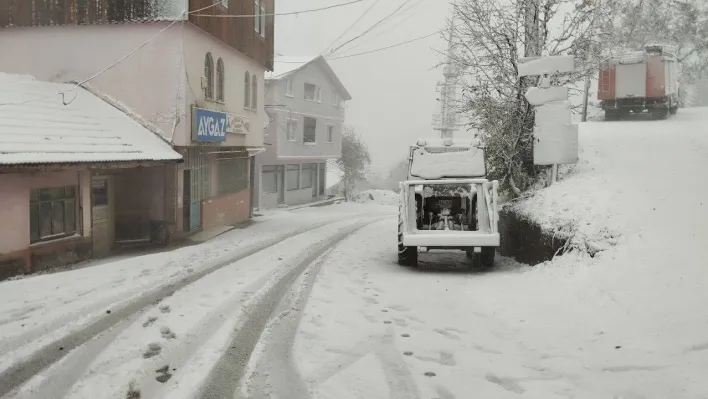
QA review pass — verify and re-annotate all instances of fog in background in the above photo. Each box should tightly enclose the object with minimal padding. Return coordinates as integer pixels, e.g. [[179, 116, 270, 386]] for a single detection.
[[274, 0, 477, 177]]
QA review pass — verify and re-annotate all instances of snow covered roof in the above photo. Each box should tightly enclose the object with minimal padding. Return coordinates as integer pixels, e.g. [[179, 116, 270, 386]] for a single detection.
[[0, 73, 182, 166], [409, 140, 487, 179], [266, 55, 352, 101]]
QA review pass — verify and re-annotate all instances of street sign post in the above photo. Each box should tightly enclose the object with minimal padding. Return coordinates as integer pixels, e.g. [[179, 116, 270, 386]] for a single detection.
[[518, 55, 578, 185]]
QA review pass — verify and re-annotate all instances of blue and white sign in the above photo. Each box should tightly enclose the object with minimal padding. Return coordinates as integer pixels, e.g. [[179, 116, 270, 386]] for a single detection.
[[192, 108, 227, 142]]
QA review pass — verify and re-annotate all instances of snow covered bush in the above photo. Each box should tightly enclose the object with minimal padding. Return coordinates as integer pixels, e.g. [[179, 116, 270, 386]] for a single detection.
[[449, 0, 618, 197]]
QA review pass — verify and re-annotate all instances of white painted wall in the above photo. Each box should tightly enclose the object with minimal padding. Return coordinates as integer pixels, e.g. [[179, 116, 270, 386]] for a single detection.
[[0, 22, 267, 149], [180, 25, 267, 148]]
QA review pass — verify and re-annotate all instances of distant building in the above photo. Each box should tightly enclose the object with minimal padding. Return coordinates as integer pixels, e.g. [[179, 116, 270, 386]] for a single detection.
[[0, 73, 182, 279], [256, 56, 352, 209], [0, 0, 274, 245]]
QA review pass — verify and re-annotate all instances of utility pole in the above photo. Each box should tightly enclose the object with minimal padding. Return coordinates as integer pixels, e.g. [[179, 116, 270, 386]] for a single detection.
[[432, 7, 459, 139]]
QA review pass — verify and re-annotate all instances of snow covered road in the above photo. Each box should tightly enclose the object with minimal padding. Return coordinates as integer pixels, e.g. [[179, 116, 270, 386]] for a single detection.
[[244, 219, 707, 399]]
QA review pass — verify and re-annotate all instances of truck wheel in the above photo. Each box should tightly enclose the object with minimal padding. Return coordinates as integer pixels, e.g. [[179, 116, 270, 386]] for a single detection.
[[605, 110, 618, 121], [397, 217, 418, 267], [470, 247, 495, 271], [669, 106, 678, 115], [652, 106, 670, 120]]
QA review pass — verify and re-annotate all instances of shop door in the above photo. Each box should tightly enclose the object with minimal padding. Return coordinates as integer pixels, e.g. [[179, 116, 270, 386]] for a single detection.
[[277, 165, 285, 203], [183, 169, 191, 232], [92, 176, 113, 256], [311, 165, 318, 197], [319, 163, 326, 196]]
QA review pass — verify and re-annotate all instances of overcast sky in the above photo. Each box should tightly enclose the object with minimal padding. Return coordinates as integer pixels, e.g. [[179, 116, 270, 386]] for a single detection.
[[274, 0, 475, 175]]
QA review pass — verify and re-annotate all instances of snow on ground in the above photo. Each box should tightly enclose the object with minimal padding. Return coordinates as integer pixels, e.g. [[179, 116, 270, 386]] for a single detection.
[[354, 189, 399, 206], [0, 203, 394, 382], [282, 218, 708, 399]]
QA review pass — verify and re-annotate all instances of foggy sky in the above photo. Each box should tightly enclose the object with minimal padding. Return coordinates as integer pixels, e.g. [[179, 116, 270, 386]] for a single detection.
[[274, 0, 476, 175]]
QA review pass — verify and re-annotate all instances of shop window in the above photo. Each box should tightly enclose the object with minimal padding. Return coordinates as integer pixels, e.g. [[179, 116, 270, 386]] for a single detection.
[[217, 154, 249, 195], [29, 186, 77, 243], [262, 165, 277, 194], [301, 163, 316, 189], [286, 164, 299, 191]]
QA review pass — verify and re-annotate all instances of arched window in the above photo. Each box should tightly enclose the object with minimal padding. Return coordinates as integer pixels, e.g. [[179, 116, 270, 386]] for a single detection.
[[251, 75, 258, 110], [204, 53, 214, 100], [216, 58, 225, 102], [244, 71, 251, 109]]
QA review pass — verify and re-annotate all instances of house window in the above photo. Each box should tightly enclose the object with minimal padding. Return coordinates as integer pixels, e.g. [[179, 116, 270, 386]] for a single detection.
[[286, 78, 293, 97], [251, 76, 258, 110], [286, 164, 299, 191], [286, 119, 297, 141], [332, 91, 339, 107], [29, 186, 77, 243], [254, 0, 265, 36], [262, 165, 277, 194], [301, 163, 317, 189], [316, 87, 322, 103], [216, 58, 225, 102], [303, 116, 316, 143], [204, 53, 214, 100], [304, 83, 317, 101], [217, 154, 249, 195], [244, 72, 251, 109], [326, 124, 334, 143]]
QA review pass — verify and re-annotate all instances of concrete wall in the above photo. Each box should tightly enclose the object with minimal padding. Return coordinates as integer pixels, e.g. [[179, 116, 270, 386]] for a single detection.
[[0, 169, 92, 278], [202, 189, 251, 229], [0, 23, 185, 139], [180, 24, 267, 148]]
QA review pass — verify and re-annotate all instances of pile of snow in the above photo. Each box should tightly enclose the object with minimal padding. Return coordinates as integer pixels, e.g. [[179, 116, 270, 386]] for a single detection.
[[354, 189, 399, 206]]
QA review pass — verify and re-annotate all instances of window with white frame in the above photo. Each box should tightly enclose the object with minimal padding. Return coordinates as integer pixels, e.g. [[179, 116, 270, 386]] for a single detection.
[[303, 116, 316, 143], [244, 71, 251, 109], [316, 87, 322, 103], [204, 52, 214, 100], [254, 0, 265, 37], [216, 58, 225, 102], [304, 83, 316, 101], [262, 165, 277, 194], [326, 124, 334, 143], [30, 186, 77, 243], [251, 76, 258, 110], [285, 78, 293, 97], [286, 164, 299, 191], [286, 119, 297, 141], [332, 91, 339, 107]]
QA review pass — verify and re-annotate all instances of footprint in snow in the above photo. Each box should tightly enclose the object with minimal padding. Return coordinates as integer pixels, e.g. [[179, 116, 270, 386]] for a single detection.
[[160, 327, 177, 340], [159, 305, 171, 313], [143, 343, 162, 359], [142, 316, 158, 328]]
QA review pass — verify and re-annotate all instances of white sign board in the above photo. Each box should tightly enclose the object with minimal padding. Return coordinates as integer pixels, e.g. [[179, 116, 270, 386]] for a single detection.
[[533, 124, 579, 165], [227, 114, 250, 135], [535, 100, 571, 126], [518, 55, 575, 77], [524, 87, 569, 106]]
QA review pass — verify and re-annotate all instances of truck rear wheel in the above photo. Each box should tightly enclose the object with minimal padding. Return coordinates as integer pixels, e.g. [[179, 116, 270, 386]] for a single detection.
[[605, 110, 619, 121], [652, 106, 669, 120], [468, 247, 495, 271], [397, 217, 418, 267]]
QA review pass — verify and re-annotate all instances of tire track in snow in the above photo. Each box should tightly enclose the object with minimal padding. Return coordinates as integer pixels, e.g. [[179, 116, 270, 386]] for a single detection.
[[195, 220, 374, 399], [0, 218, 362, 398]]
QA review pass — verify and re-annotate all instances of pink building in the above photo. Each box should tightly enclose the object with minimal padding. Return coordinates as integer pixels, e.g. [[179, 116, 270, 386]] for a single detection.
[[0, 74, 181, 279], [0, 0, 275, 265]]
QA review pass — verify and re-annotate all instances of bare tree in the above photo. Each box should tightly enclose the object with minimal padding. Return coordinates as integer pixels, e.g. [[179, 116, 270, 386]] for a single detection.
[[336, 126, 371, 201], [449, 0, 619, 196]]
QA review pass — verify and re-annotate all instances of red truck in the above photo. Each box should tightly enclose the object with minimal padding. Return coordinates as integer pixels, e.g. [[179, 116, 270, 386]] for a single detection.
[[598, 45, 680, 120]]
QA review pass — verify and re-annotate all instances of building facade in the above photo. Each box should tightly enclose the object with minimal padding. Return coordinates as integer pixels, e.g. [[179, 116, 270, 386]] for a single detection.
[[0, 74, 182, 279], [0, 0, 274, 240], [256, 56, 352, 209]]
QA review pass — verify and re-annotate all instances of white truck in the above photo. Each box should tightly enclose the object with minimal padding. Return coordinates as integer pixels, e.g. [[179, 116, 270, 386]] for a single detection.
[[397, 138, 500, 269]]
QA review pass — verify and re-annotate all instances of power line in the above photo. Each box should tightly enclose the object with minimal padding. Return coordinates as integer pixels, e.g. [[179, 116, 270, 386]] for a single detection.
[[334, 0, 429, 56], [326, 0, 414, 57], [322, 0, 381, 56], [327, 31, 439, 60], [190, 0, 366, 18]]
